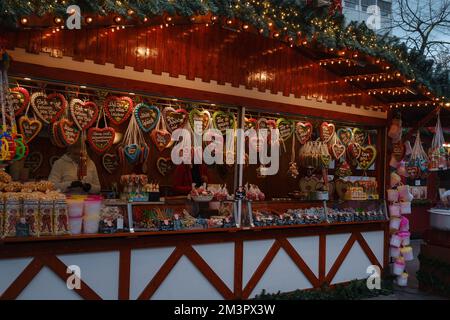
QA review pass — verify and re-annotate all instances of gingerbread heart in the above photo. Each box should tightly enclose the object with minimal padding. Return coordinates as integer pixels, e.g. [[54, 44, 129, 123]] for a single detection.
[[24, 151, 43, 173], [276, 118, 293, 141], [7, 87, 30, 117], [320, 122, 335, 142], [331, 143, 346, 160], [163, 107, 188, 132], [353, 128, 367, 145], [189, 109, 211, 133], [295, 121, 313, 144], [87, 127, 115, 153], [103, 153, 119, 173], [135, 103, 160, 133], [69, 98, 99, 131], [392, 142, 405, 162], [299, 176, 319, 193], [357, 145, 377, 170], [124, 144, 141, 163], [337, 128, 353, 146], [18, 116, 42, 143], [335, 179, 353, 200], [50, 121, 66, 148], [104, 96, 133, 125], [406, 166, 420, 179], [58, 119, 80, 146], [347, 142, 362, 160], [244, 117, 257, 131], [31, 92, 67, 124], [213, 111, 236, 135], [151, 129, 173, 152], [156, 157, 174, 176]]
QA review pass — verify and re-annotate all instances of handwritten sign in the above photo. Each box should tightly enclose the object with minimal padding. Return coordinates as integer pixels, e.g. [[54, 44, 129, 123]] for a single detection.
[[135, 103, 160, 133], [87, 127, 115, 153], [18, 116, 42, 143], [69, 99, 99, 130], [104, 96, 133, 125], [31, 92, 67, 124]]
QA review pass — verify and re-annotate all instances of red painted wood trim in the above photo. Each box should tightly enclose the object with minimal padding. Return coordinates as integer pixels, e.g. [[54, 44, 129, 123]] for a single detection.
[[137, 246, 184, 300], [9, 62, 387, 127], [184, 245, 235, 300], [234, 240, 243, 299], [242, 240, 281, 299], [118, 248, 131, 300], [355, 232, 382, 268], [324, 233, 358, 285], [319, 234, 326, 285], [41, 255, 102, 300], [278, 238, 320, 288], [0, 257, 44, 300], [383, 223, 390, 271]]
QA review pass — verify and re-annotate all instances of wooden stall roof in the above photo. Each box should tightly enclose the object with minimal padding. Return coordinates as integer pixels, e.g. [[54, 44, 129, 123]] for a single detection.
[[0, 16, 441, 116]]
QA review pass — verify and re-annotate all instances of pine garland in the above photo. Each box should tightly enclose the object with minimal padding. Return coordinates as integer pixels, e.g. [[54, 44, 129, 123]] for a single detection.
[[416, 253, 450, 297], [0, 0, 448, 99], [253, 278, 395, 300]]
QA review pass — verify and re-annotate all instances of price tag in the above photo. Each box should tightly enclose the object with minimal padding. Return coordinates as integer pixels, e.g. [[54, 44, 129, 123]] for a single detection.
[[415, 180, 421, 186]]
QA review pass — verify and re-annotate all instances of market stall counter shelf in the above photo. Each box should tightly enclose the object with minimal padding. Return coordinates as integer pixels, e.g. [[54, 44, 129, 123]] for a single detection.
[[103, 196, 239, 233]]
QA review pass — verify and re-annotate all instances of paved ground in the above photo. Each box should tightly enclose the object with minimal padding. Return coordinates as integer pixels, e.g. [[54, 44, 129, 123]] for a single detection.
[[368, 239, 448, 300]]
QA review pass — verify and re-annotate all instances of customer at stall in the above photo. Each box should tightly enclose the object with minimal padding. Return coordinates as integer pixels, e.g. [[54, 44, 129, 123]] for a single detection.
[[48, 140, 101, 193]]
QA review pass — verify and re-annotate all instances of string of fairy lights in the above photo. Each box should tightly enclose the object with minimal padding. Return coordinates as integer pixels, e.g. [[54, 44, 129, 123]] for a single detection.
[[2, 0, 449, 110]]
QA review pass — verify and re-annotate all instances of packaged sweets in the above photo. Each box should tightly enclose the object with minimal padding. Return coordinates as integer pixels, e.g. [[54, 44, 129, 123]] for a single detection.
[[54, 200, 69, 235], [39, 199, 54, 236], [4, 200, 21, 237], [23, 199, 39, 236]]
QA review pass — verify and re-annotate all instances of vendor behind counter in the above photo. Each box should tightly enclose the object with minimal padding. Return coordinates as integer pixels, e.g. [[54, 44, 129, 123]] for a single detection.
[[48, 141, 101, 194]]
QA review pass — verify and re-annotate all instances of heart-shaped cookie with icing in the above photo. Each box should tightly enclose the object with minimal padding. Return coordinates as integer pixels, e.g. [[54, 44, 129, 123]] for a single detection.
[[31, 92, 67, 124], [163, 107, 188, 132], [18, 116, 42, 143], [104, 96, 133, 125], [69, 98, 99, 131]]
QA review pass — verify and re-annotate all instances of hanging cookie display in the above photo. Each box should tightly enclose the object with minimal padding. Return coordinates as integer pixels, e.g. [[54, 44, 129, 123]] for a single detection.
[[87, 108, 115, 153], [276, 118, 293, 142], [189, 108, 211, 133], [31, 92, 67, 124], [320, 122, 335, 143], [69, 98, 99, 131], [156, 157, 174, 176], [102, 153, 120, 174], [118, 109, 149, 165], [212, 110, 236, 135], [151, 111, 173, 152], [244, 117, 257, 131], [6, 86, 29, 118], [337, 128, 353, 146], [58, 118, 80, 146], [353, 128, 367, 145], [50, 121, 66, 148], [335, 159, 352, 178], [407, 131, 428, 179], [18, 115, 42, 144], [330, 134, 346, 160], [295, 121, 313, 144], [135, 102, 160, 133], [357, 145, 377, 170], [287, 132, 299, 179], [103, 95, 133, 126], [163, 106, 188, 132]]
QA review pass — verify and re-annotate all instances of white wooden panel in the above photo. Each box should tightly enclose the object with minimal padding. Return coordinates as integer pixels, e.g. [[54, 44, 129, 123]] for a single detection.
[[243, 239, 274, 287], [151, 256, 222, 300], [249, 249, 314, 298], [331, 242, 372, 285], [0, 257, 32, 296], [361, 231, 385, 266], [326, 233, 351, 273], [130, 247, 175, 300], [287, 236, 320, 277], [193, 243, 234, 290], [58, 251, 120, 300], [17, 266, 82, 300]]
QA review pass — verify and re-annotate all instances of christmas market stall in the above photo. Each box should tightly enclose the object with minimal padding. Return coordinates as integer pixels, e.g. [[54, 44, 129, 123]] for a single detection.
[[0, 1, 448, 300]]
